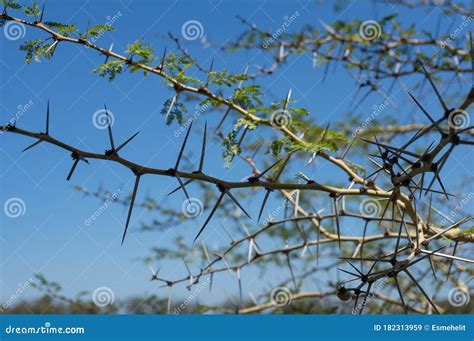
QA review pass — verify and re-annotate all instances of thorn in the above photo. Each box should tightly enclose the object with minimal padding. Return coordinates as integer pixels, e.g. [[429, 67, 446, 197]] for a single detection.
[[340, 134, 357, 160], [193, 191, 225, 243], [359, 282, 373, 314], [39, 3, 45, 22], [115, 131, 140, 153], [198, 122, 207, 173], [407, 92, 443, 135], [182, 257, 193, 285], [286, 253, 297, 291], [121, 174, 141, 245], [362, 138, 421, 159], [215, 66, 248, 131], [66, 157, 80, 181], [165, 92, 179, 123], [331, 194, 341, 249], [216, 106, 233, 132], [205, 58, 214, 86], [104, 104, 115, 151], [158, 46, 167, 71], [237, 268, 243, 304], [257, 189, 271, 222], [167, 286, 172, 314], [45, 100, 50, 135], [283, 88, 292, 111], [446, 241, 458, 282], [394, 208, 405, 260], [337, 267, 361, 278], [428, 255, 438, 281], [167, 179, 194, 196], [249, 159, 282, 182], [319, 19, 336, 35], [426, 217, 472, 242], [175, 173, 191, 202], [22, 139, 43, 152], [44, 40, 58, 57], [393, 275, 408, 314], [404, 268, 440, 314], [175, 121, 193, 170], [222, 225, 236, 243], [225, 189, 251, 219], [418, 61, 448, 112], [104, 43, 114, 63]]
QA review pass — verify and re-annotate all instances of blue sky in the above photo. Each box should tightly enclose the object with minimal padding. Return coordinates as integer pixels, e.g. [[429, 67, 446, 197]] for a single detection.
[[1, 0, 472, 307]]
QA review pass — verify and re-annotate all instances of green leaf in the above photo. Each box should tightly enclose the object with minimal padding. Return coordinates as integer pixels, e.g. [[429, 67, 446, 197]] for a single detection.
[[125, 40, 155, 69], [1, 0, 21, 10], [161, 97, 187, 125], [20, 39, 51, 63], [23, 1, 40, 17], [86, 24, 115, 37], [92, 60, 124, 81], [44, 21, 77, 36]]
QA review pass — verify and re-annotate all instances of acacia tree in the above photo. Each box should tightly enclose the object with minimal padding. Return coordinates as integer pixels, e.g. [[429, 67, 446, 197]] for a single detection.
[[1, 0, 473, 314]]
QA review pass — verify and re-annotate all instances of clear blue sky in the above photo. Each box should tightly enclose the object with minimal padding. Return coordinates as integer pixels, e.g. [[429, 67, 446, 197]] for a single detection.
[[1, 0, 472, 306]]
